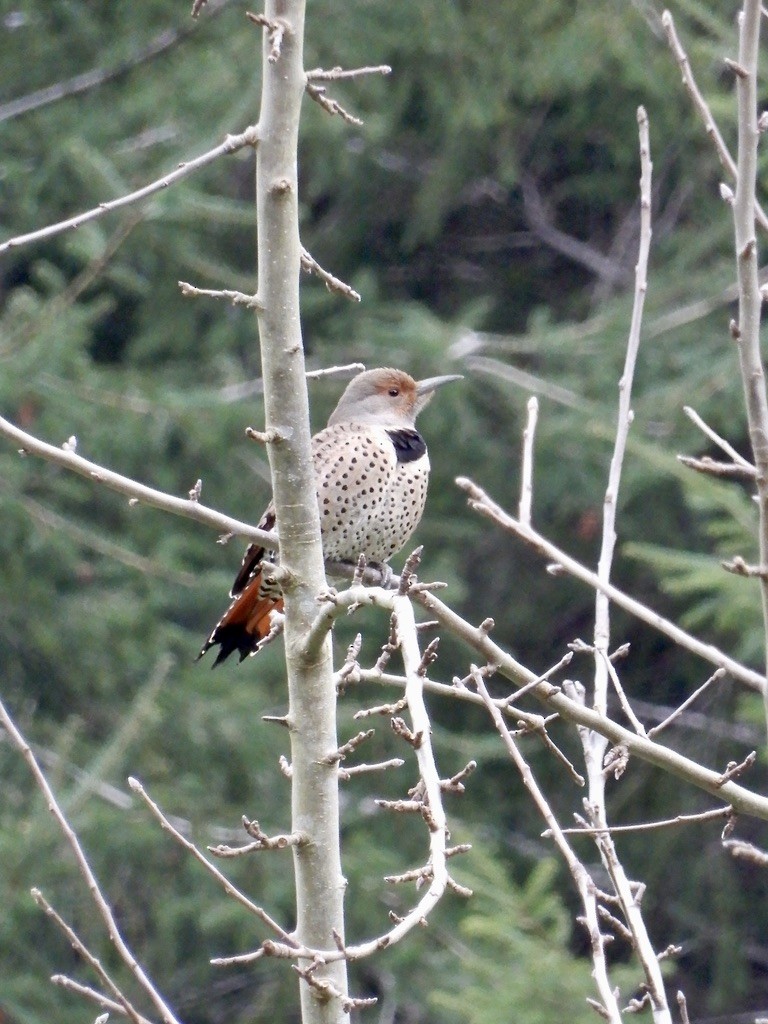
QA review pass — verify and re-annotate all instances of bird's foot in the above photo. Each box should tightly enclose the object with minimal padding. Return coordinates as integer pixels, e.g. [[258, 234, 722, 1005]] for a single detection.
[[365, 560, 395, 589]]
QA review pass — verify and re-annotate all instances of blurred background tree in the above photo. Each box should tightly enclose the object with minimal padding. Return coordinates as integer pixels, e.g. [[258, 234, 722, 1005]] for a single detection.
[[1, 1, 765, 1021]]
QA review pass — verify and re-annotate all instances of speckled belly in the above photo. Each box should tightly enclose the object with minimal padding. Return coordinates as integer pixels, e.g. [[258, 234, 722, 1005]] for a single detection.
[[313, 423, 430, 564]]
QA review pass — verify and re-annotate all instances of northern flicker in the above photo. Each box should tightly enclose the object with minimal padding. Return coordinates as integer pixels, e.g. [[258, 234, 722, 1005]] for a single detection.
[[198, 367, 461, 666]]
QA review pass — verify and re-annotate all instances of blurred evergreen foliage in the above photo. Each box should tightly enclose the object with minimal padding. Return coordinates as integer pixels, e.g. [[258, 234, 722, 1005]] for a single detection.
[[1, 1, 766, 1021]]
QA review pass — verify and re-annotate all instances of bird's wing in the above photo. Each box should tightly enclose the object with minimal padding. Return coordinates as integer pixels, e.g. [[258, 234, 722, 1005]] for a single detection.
[[229, 505, 276, 597]]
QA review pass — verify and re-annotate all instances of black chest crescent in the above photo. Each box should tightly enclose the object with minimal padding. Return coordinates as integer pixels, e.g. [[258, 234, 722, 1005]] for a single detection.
[[386, 429, 427, 464]]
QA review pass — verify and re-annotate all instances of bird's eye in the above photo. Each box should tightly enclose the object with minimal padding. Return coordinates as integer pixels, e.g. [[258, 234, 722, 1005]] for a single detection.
[[388, 387, 400, 397]]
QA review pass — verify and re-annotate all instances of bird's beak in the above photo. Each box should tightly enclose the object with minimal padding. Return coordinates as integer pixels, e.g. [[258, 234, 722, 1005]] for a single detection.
[[414, 373, 463, 414], [416, 374, 463, 396]]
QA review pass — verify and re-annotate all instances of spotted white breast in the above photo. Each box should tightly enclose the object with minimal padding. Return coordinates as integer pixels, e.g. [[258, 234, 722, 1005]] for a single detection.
[[312, 422, 430, 564]]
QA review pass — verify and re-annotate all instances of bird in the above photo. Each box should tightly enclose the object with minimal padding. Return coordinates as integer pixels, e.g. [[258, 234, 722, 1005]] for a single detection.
[[198, 366, 461, 667]]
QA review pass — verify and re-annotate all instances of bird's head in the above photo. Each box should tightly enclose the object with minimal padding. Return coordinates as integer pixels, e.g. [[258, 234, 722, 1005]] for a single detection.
[[328, 367, 462, 428]]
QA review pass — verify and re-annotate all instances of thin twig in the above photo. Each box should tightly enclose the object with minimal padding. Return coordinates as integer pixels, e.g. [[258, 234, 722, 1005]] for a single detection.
[[12, 490, 196, 587], [338, 758, 405, 779], [305, 65, 392, 81], [716, 751, 757, 787], [503, 651, 573, 707], [50, 976, 153, 1024], [599, 650, 647, 736], [307, 363, 366, 380], [0, 697, 180, 1024], [549, 805, 732, 836], [682, 406, 755, 469], [721, 555, 768, 578], [564, 112, 663, 1014], [300, 247, 361, 301], [473, 670, 622, 1023], [518, 396, 539, 526], [321, 729, 374, 765], [591, 103, 652, 718], [33, 893, 145, 1024], [246, 12, 286, 63], [526, 718, 585, 786], [129, 778, 297, 944], [305, 82, 363, 126], [587, 810, 667, 1012], [648, 668, 728, 738], [677, 991, 692, 1024], [214, 362, 365, 403], [179, 280, 264, 309], [677, 454, 757, 479]]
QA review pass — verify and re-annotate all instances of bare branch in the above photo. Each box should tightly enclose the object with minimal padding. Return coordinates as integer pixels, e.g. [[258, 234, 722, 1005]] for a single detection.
[[731, 0, 768, 735], [0, 412, 277, 548], [179, 280, 264, 309], [0, 693, 180, 1024], [390, 715, 423, 748], [647, 668, 728, 739], [245, 426, 289, 445], [682, 405, 755, 469], [11, 491, 196, 587], [723, 838, 768, 865], [412, 587, 768, 821], [441, 761, 477, 794], [0, 125, 259, 255], [721, 555, 768, 578], [129, 778, 296, 943], [661, 10, 768, 232], [210, 823, 306, 855], [0, 0, 233, 124], [338, 758, 405, 779], [308, 363, 366, 380], [549, 806, 733, 836], [300, 247, 362, 301], [353, 692, 409, 719], [50, 976, 153, 1024], [321, 729, 375, 765], [32, 891, 146, 1024], [305, 82, 364, 126], [715, 751, 757, 787], [455, 476, 765, 693], [0, 684, 179, 1024], [209, 362, 366, 404], [597, 905, 634, 943], [519, 396, 539, 526], [246, 11, 287, 63], [473, 670, 622, 1023], [724, 56, 749, 79], [503, 651, 573, 707], [522, 718, 585, 786], [305, 65, 392, 81], [598, 649, 647, 736], [677, 454, 757, 479], [590, 103, 652, 745], [520, 171, 630, 285], [677, 990, 692, 1024]]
